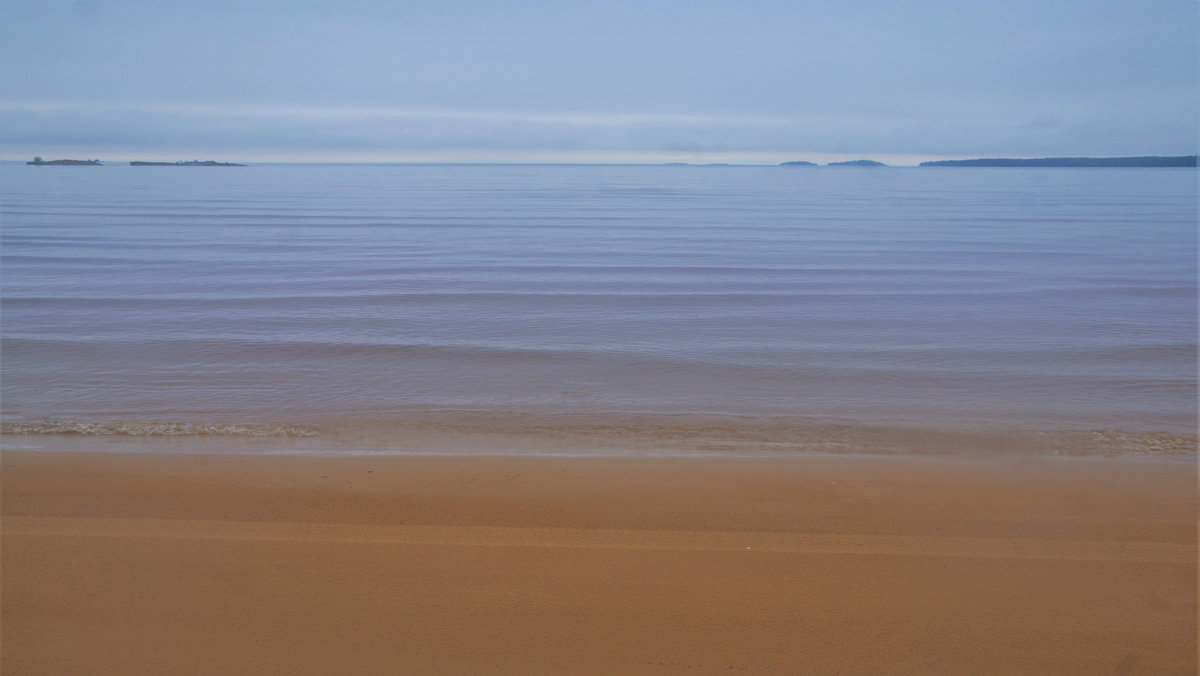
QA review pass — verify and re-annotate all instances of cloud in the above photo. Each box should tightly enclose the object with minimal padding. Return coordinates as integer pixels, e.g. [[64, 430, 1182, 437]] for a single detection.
[[0, 101, 827, 154], [3, 98, 1194, 162], [1, 1, 1195, 161]]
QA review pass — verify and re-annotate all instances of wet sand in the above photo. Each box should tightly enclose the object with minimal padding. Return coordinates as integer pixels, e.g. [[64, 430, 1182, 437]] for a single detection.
[[2, 449, 1195, 674]]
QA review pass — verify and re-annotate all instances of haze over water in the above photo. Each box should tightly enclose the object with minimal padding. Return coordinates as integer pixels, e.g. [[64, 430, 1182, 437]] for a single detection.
[[1, 163, 1196, 451]]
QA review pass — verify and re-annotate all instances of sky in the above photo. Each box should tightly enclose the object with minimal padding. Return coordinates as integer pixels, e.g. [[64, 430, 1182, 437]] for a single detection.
[[1, 0, 1196, 164]]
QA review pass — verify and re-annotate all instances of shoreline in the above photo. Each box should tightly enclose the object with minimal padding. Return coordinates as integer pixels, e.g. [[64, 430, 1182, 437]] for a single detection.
[[3, 414, 1196, 459], [3, 448, 1195, 674]]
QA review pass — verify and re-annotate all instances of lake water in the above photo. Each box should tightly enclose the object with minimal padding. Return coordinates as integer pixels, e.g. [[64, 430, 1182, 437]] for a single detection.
[[1, 163, 1195, 454]]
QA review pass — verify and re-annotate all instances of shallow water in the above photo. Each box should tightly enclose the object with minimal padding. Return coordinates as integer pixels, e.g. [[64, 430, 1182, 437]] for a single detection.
[[1, 163, 1195, 451]]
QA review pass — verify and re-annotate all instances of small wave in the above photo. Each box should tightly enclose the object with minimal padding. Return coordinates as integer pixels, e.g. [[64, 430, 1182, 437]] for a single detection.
[[1, 417, 1194, 458], [0, 422, 319, 438], [311, 415, 1199, 458]]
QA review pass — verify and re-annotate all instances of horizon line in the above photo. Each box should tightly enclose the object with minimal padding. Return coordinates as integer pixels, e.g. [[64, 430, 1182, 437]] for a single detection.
[[6, 153, 1197, 169]]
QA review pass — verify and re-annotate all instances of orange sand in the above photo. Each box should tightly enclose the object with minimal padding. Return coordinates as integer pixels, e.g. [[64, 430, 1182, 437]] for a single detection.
[[2, 450, 1195, 674]]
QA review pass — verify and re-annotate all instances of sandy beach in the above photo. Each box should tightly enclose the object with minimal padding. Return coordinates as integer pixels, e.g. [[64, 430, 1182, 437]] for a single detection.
[[1, 449, 1195, 674]]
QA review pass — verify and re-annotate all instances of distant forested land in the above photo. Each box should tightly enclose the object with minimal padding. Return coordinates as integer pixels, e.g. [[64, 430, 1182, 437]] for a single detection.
[[27, 157, 101, 165], [920, 156, 1197, 167], [827, 160, 887, 167]]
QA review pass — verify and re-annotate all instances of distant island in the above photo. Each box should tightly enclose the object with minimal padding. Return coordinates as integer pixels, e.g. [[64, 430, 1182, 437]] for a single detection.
[[920, 155, 1197, 168], [827, 160, 887, 167], [27, 157, 101, 166], [131, 160, 246, 167], [779, 161, 817, 166]]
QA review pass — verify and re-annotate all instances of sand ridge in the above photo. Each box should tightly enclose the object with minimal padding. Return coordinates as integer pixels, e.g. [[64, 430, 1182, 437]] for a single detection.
[[5, 515, 1192, 563]]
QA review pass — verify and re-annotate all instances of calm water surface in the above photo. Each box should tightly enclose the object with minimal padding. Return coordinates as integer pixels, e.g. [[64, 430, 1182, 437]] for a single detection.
[[1, 163, 1195, 448]]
